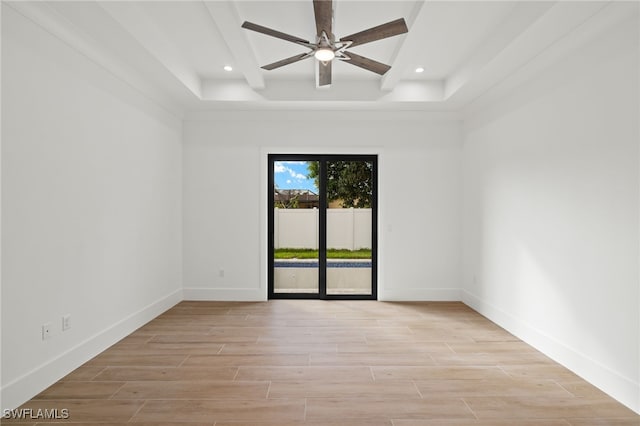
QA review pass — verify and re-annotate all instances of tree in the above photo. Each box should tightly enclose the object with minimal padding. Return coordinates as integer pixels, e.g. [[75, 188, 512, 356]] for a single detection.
[[274, 194, 299, 209], [274, 186, 300, 209], [307, 161, 373, 208]]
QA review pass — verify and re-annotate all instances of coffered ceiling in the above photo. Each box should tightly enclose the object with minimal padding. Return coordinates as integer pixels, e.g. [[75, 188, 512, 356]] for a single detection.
[[7, 1, 637, 113]]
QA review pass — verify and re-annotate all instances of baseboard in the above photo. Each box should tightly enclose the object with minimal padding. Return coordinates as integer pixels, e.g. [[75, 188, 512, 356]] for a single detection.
[[379, 287, 462, 301], [461, 290, 640, 414], [182, 287, 267, 301], [1, 288, 183, 410]]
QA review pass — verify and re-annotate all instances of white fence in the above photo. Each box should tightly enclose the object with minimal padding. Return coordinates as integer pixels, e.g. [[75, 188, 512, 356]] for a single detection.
[[274, 208, 371, 250]]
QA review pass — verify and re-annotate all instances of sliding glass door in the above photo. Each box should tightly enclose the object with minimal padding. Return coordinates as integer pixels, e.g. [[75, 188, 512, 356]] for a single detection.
[[268, 155, 377, 300]]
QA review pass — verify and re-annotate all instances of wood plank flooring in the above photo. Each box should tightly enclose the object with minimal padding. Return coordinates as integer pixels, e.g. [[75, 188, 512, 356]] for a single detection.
[[6, 300, 639, 425]]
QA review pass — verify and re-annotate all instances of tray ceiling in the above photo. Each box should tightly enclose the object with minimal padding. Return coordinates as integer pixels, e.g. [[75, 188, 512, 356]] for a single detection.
[[7, 1, 637, 113]]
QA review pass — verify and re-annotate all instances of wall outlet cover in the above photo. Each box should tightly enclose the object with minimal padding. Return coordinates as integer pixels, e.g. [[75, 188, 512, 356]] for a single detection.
[[42, 323, 51, 340], [62, 314, 71, 331]]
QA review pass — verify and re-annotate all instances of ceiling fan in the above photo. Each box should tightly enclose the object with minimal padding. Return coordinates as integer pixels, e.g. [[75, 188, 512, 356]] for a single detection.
[[241, 0, 408, 87]]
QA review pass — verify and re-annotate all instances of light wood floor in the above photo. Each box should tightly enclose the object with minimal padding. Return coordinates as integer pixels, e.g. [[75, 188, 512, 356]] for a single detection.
[[7, 300, 639, 425]]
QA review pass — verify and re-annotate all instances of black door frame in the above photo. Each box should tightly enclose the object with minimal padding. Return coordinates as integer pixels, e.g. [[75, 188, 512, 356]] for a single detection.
[[268, 154, 378, 300]]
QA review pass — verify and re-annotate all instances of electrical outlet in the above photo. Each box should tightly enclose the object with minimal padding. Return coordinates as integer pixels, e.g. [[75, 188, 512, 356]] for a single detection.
[[62, 314, 71, 331], [42, 323, 51, 340]]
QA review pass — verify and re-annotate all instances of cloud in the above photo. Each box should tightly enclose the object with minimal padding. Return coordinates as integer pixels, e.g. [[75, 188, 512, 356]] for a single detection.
[[275, 161, 308, 180]]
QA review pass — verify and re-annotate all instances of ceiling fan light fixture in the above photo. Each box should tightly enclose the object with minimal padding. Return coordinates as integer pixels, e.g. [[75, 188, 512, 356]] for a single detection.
[[314, 48, 335, 62]]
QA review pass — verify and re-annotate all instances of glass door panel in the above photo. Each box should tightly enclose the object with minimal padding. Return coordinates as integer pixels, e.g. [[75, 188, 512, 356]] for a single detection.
[[325, 160, 374, 296], [272, 160, 319, 295]]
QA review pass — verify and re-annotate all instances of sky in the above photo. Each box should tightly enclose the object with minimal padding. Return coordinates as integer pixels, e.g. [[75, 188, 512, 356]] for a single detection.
[[274, 161, 318, 193]]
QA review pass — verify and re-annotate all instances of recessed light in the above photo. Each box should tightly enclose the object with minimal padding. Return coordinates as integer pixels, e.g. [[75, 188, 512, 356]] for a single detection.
[[223, 65, 233, 72], [415, 67, 424, 73]]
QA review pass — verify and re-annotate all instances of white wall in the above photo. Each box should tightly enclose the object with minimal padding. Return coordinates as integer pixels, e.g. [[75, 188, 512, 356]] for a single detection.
[[462, 17, 639, 412], [0, 3, 4, 411], [182, 111, 462, 301], [1, 6, 182, 409]]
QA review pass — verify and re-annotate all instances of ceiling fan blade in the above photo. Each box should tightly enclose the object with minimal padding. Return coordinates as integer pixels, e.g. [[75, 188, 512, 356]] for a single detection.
[[341, 51, 391, 75], [262, 53, 313, 70], [313, 0, 333, 39], [241, 21, 310, 47], [339, 18, 408, 48], [318, 60, 332, 86]]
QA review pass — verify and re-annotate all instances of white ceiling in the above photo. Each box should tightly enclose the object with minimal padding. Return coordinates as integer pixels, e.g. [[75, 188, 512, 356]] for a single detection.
[[9, 1, 637, 114]]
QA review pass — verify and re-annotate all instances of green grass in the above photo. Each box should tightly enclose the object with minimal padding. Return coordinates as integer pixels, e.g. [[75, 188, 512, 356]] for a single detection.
[[274, 248, 371, 259]]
